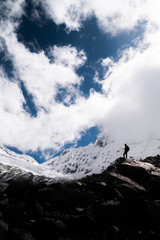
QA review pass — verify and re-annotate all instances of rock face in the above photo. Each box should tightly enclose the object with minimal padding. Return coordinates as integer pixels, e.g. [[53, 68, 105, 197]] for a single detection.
[[0, 156, 160, 239]]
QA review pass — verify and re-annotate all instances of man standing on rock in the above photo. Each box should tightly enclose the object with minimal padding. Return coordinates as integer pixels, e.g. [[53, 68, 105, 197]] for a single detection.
[[123, 144, 130, 158]]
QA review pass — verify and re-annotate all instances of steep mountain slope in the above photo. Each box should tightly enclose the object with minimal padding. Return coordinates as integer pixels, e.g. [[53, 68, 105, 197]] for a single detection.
[[0, 136, 160, 180], [0, 145, 71, 182], [42, 136, 160, 179]]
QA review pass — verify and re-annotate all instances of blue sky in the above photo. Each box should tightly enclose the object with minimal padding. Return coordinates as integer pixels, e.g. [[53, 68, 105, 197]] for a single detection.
[[1, 0, 160, 163]]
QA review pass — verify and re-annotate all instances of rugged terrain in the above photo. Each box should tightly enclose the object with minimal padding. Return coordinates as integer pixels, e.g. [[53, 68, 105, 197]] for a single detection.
[[0, 156, 160, 239], [43, 136, 160, 179], [1, 135, 160, 181]]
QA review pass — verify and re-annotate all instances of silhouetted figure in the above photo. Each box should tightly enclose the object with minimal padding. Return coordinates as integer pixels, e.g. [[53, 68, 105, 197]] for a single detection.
[[123, 144, 130, 158]]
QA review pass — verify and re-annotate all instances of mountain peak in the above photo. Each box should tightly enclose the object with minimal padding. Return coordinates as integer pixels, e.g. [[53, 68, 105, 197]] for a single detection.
[[0, 136, 160, 181]]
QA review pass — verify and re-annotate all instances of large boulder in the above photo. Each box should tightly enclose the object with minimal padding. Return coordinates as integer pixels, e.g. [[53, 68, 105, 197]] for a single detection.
[[106, 172, 146, 194], [143, 155, 160, 168], [116, 159, 152, 185]]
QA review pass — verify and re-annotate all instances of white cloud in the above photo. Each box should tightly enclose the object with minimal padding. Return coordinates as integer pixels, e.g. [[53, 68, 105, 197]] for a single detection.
[[0, 69, 24, 114], [1, 0, 25, 19], [99, 28, 160, 142], [39, 0, 91, 31], [0, 31, 91, 152], [101, 57, 114, 68], [0, 0, 100, 154], [39, 0, 160, 35], [3, 31, 86, 110], [1, 0, 160, 158], [51, 45, 87, 70]]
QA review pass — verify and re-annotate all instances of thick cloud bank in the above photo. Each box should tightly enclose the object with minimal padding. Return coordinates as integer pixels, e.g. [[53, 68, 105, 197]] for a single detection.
[[0, 0, 160, 158]]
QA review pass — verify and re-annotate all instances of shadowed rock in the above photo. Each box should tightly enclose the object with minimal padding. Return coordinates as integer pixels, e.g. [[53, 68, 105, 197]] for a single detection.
[[116, 160, 151, 185], [0, 157, 159, 239]]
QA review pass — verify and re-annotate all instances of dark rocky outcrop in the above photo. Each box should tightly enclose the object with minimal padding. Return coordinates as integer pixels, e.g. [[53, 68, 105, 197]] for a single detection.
[[0, 156, 160, 239]]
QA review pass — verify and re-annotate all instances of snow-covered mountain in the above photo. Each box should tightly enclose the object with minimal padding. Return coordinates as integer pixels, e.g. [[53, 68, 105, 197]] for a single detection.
[[42, 136, 160, 179], [0, 136, 160, 181], [0, 145, 70, 182]]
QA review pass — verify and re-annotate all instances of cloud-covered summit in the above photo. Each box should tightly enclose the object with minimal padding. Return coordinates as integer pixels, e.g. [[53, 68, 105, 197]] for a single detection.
[[0, 0, 160, 160]]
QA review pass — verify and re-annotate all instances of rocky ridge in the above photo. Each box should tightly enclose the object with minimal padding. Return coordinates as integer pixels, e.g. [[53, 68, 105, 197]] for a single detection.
[[42, 136, 160, 179], [0, 156, 160, 239], [1, 136, 160, 180]]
